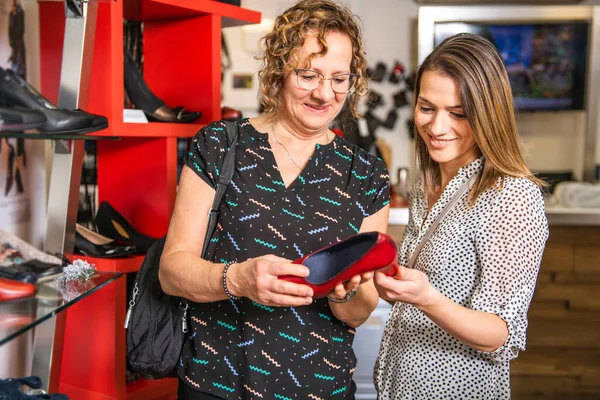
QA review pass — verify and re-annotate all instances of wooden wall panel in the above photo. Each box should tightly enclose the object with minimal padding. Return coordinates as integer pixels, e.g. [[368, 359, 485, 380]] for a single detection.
[[387, 224, 600, 399], [540, 243, 574, 272], [512, 226, 600, 399]]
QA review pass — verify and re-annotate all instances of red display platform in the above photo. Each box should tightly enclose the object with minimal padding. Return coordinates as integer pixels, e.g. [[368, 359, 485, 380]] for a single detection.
[[38, 0, 261, 398]]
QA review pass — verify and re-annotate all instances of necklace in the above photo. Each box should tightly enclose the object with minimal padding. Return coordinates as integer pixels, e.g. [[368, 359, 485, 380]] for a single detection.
[[271, 124, 332, 170], [272, 125, 303, 169]]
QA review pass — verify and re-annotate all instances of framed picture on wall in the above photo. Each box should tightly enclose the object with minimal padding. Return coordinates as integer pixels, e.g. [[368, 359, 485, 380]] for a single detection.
[[232, 74, 254, 89]]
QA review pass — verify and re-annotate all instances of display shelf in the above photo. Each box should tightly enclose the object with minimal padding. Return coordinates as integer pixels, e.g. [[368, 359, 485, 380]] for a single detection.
[[38, 0, 261, 398], [123, 0, 261, 26], [96, 136, 179, 239], [59, 378, 177, 400], [0, 131, 120, 140], [94, 120, 204, 138], [126, 378, 178, 400], [73, 254, 145, 273], [0, 272, 122, 347], [57, 272, 128, 400]]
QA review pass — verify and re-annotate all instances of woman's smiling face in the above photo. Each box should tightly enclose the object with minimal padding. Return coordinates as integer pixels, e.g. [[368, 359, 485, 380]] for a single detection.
[[415, 70, 479, 174], [280, 30, 353, 135]]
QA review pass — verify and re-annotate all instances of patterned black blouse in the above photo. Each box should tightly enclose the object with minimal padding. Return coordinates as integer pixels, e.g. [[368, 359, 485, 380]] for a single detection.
[[177, 119, 390, 399]]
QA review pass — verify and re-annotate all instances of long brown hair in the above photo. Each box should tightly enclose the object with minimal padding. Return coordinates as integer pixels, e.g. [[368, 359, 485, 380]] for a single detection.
[[414, 33, 546, 201], [256, 0, 368, 120]]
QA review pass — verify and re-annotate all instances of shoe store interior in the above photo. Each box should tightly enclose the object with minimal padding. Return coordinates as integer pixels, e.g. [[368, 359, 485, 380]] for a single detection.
[[1, 0, 600, 398]]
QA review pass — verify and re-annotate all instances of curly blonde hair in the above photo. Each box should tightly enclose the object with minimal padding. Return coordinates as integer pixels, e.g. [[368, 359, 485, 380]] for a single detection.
[[257, 0, 368, 120]]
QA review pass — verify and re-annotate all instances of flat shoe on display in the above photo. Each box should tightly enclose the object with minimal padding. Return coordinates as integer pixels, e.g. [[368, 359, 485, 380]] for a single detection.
[[0, 277, 36, 303], [143, 105, 202, 123], [280, 231, 399, 298], [75, 223, 137, 258], [0, 259, 64, 284], [0, 266, 37, 283], [94, 201, 158, 253], [124, 50, 201, 124], [169, 106, 202, 123], [0, 67, 106, 135]]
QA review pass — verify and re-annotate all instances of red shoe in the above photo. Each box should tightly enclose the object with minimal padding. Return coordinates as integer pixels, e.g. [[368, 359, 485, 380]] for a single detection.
[[0, 313, 34, 330], [0, 277, 37, 303], [280, 232, 398, 298], [221, 106, 242, 121]]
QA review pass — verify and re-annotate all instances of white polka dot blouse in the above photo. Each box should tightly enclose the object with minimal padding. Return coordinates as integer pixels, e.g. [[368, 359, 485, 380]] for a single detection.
[[375, 157, 549, 400]]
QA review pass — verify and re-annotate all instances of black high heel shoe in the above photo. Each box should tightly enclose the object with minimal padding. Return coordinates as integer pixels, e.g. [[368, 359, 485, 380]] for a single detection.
[[123, 50, 202, 123], [0, 259, 63, 284], [0, 107, 46, 132], [75, 223, 137, 258], [4, 140, 14, 196], [93, 201, 158, 253], [0, 67, 108, 134]]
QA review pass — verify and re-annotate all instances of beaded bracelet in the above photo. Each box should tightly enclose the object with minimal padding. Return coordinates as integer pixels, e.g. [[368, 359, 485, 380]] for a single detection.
[[327, 287, 358, 303], [222, 262, 240, 301]]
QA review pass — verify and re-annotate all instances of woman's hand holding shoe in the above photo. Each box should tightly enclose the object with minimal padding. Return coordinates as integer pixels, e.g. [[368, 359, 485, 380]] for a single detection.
[[327, 271, 373, 302], [374, 266, 438, 309], [226, 255, 314, 307], [374, 267, 509, 353], [327, 271, 379, 328]]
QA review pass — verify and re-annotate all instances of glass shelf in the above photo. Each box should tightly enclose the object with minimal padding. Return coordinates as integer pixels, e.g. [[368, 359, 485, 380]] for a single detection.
[[0, 271, 122, 346], [0, 132, 120, 140]]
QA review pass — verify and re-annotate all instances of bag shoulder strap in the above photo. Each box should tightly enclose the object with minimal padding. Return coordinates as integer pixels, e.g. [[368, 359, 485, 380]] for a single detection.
[[201, 121, 239, 257], [407, 173, 476, 268]]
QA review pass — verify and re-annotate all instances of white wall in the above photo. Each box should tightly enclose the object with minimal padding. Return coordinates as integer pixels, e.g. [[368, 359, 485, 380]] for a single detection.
[[354, 0, 420, 183], [0, 0, 42, 380], [518, 111, 587, 179], [222, 0, 359, 116], [0, 0, 46, 246], [226, 0, 419, 183], [226, 0, 598, 183]]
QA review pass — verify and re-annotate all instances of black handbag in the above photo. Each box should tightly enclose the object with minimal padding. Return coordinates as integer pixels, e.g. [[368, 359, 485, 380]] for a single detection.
[[125, 121, 239, 379]]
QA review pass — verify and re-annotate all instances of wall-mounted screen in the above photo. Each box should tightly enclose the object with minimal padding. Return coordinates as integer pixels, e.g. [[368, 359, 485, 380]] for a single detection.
[[434, 22, 590, 111]]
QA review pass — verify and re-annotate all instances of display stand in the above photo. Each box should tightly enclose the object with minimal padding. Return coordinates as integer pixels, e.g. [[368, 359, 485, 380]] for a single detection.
[[23, 0, 101, 393], [37, 0, 260, 398]]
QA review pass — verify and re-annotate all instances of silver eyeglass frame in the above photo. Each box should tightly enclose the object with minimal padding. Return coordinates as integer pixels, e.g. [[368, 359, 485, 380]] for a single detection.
[[294, 68, 359, 93]]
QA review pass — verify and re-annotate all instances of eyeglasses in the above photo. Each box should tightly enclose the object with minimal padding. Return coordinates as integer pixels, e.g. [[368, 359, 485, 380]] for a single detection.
[[295, 68, 359, 94]]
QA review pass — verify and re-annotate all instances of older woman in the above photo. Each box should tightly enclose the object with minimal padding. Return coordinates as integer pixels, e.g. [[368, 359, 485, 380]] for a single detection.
[[374, 33, 548, 399], [159, 1, 390, 398]]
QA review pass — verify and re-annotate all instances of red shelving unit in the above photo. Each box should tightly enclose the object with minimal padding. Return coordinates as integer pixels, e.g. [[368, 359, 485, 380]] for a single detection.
[[38, 1, 261, 398], [124, 0, 261, 24], [74, 255, 145, 274]]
